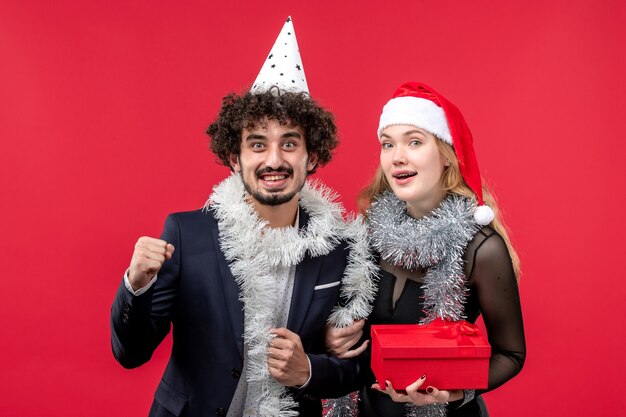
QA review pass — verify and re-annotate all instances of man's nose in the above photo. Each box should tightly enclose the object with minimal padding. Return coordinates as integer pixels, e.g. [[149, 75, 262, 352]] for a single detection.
[[265, 145, 284, 169]]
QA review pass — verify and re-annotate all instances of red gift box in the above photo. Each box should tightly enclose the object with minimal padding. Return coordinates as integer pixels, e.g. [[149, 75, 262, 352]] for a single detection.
[[371, 319, 491, 390]]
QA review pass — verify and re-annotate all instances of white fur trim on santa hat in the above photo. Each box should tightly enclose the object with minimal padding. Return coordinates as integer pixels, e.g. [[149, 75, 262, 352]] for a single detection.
[[378, 96, 452, 144]]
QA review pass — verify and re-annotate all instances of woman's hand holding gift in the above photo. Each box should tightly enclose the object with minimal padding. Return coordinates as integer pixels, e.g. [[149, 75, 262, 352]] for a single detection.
[[372, 374, 463, 405]]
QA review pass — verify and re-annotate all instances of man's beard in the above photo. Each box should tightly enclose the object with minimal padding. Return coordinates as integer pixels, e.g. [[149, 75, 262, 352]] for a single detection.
[[241, 165, 304, 206]]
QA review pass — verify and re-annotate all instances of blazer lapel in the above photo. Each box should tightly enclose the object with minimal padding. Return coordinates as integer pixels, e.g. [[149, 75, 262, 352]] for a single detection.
[[287, 209, 322, 334], [209, 217, 244, 360]]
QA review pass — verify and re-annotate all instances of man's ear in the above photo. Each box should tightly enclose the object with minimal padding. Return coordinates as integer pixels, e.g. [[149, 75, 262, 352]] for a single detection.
[[229, 153, 241, 172], [307, 152, 319, 172]]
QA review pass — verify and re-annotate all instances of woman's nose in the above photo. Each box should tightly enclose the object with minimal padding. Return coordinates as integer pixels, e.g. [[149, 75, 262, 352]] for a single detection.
[[392, 146, 407, 164]]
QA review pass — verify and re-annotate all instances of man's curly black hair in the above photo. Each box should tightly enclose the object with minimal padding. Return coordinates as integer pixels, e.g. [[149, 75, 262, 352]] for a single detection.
[[207, 88, 338, 174]]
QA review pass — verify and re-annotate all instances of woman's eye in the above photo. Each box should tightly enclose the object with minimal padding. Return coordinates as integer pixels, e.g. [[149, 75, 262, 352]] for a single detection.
[[382, 142, 392, 149], [409, 139, 422, 146]]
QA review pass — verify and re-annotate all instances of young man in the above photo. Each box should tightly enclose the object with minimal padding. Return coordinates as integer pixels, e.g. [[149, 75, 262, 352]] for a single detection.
[[110, 18, 375, 417]]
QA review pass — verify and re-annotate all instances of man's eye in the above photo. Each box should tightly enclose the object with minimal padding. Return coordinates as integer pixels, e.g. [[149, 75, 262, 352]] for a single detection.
[[283, 142, 295, 149], [251, 143, 264, 149]]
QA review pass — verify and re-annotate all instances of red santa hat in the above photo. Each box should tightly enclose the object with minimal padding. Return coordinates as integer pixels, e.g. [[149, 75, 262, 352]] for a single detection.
[[377, 82, 494, 226]]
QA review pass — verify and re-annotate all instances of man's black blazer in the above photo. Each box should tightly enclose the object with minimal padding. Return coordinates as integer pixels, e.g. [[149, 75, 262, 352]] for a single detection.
[[111, 208, 361, 417]]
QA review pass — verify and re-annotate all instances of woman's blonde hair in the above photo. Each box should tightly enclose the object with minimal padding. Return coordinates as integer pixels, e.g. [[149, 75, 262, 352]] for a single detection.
[[357, 139, 521, 279]]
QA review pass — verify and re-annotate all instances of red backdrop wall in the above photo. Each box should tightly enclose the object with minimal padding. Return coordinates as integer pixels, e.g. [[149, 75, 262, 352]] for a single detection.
[[1, 1, 624, 416]]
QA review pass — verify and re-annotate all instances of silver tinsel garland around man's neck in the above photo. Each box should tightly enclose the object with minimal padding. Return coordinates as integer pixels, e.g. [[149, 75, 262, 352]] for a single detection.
[[206, 174, 378, 417]]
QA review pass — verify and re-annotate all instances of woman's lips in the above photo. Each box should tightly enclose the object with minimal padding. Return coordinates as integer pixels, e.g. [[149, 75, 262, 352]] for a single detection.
[[392, 171, 417, 185]]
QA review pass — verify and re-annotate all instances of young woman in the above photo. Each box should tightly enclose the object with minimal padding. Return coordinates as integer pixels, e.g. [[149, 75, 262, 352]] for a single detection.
[[326, 82, 526, 417]]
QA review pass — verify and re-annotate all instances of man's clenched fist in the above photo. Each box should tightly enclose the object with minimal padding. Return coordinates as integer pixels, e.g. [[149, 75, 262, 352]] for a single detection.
[[128, 237, 175, 291], [268, 328, 310, 387]]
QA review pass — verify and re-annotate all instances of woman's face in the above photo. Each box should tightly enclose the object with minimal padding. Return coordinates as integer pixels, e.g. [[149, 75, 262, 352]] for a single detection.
[[379, 125, 449, 217]]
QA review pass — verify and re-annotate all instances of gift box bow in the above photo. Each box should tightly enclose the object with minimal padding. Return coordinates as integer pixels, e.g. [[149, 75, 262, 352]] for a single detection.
[[427, 318, 482, 346]]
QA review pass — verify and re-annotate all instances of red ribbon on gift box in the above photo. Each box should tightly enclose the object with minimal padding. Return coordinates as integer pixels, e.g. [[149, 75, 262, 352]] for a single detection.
[[428, 318, 481, 346]]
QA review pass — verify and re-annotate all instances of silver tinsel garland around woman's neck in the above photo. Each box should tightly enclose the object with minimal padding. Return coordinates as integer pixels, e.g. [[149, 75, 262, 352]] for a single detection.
[[367, 191, 480, 324], [367, 192, 481, 417], [326, 193, 482, 417], [207, 174, 377, 417]]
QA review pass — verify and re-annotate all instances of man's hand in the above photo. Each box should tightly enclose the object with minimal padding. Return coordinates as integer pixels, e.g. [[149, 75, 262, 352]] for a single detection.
[[268, 328, 310, 387], [325, 319, 368, 358], [128, 237, 175, 291]]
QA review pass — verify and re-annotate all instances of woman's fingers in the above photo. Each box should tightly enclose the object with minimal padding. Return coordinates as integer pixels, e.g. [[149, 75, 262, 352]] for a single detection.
[[405, 374, 427, 393], [372, 376, 452, 406]]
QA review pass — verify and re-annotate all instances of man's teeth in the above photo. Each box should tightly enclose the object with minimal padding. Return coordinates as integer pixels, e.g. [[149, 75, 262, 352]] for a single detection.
[[263, 175, 287, 181]]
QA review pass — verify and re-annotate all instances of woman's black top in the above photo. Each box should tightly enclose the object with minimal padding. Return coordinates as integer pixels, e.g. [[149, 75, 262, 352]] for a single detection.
[[358, 226, 526, 417]]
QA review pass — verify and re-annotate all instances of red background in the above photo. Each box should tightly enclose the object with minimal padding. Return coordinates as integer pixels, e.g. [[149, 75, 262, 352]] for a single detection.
[[1, 1, 624, 416]]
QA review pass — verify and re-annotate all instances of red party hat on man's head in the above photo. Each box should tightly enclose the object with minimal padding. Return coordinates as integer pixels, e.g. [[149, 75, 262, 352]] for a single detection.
[[378, 82, 494, 225]]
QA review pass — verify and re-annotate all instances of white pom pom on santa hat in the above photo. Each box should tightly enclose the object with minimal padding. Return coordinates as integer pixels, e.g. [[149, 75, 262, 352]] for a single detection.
[[474, 205, 494, 226]]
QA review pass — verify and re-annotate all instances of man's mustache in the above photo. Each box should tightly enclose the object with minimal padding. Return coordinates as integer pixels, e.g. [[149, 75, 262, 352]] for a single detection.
[[255, 166, 294, 177]]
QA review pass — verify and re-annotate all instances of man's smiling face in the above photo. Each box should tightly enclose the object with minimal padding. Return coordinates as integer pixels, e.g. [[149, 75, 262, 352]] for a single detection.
[[229, 118, 317, 207]]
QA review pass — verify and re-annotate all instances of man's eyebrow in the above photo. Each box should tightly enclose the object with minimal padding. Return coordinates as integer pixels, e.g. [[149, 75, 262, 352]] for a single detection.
[[281, 131, 302, 139], [245, 133, 266, 141]]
